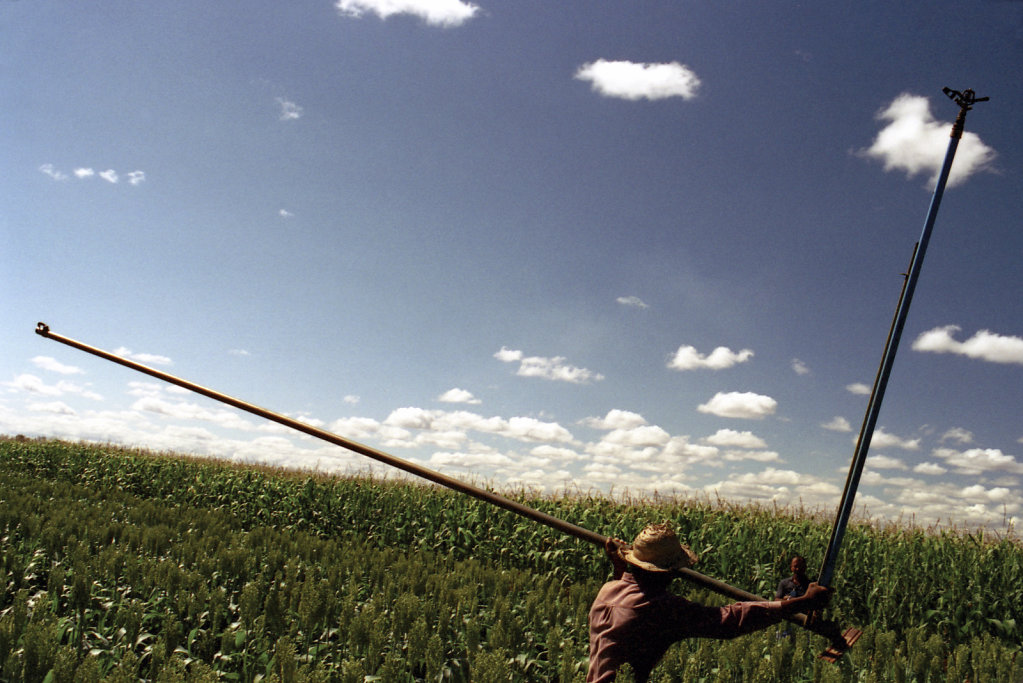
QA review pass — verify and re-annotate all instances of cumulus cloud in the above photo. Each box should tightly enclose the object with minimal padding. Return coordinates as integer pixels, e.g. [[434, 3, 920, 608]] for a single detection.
[[31, 356, 83, 375], [667, 345, 753, 371], [3, 373, 102, 401], [39, 164, 68, 181], [846, 382, 871, 395], [616, 295, 649, 309], [382, 407, 574, 445], [859, 93, 996, 188], [495, 347, 603, 384], [132, 396, 255, 432], [698, 391, 777, 419], [791, 358, 810, 376], [276, 98, 304, 121], [869, 429, 920, 451], [335, 0, 479, 26], [493, 347, 522, 363], [866, 454, 907, 470], [703, 428, 767, 449], [575, 60, 701, 101], [912, 326, 1023, 365], [582, 409, 648, 431], [113, 347, 172, 366], [45, 166, 145, 185], [703, 468, 840, 507], [940, 427, 973, 445], [27, 401, 77, 416], [722, 449, 780, 463], [821, 416, 852, 432], [438, 388, 481, 404], [932, 446, 1023, 476], [914, 461, 948, 476]]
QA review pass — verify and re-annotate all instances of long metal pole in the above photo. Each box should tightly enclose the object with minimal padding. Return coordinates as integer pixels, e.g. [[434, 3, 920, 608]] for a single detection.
[[36, 321, 813, 615], [817, 88, 987, 587]]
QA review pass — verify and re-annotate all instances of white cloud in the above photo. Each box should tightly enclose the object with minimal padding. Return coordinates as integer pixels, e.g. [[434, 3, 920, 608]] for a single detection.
[[438, 388, 481, 404], [493, 346, 522, 363], [27, 401, 77, 416], [382, 407, 574, 445], [869, 429, 920, 451], [529, 444, 585, 463], [697, 391, 777, 419], [932, 446, 1023, 476], [41, 165, 144, 186], [343, 395, 360, 405], [495, 347, 603, 384], [940, 427, 973, 445], [703, 468, 840, 508], [279, 209, 294, 218], [599, 424, 671, 449], [846, 382, 871, 395], [866, 454, 907, 470], [667, 345, 753, 371], [335, 0, 479, 27], [616, 295, 649, 309], [3, 373, 102, 401], [582, 409, 648, 431], [31, 356, 83, 375], [912, 326, 1023, 365], [39, 164, 68, 181], [112, 347, 172, 366], [330, 416, 386, 441], [131, 396, 255, 432], [575, 60, 701, 101], [860, 93, 996, 188], [703, 428, 767, 449], [722, 449, 780, 463], [914, 462, 948, 476], [276, 98, 304, 121], [821, 416, 852, 432], [791, 358, 810, 376]]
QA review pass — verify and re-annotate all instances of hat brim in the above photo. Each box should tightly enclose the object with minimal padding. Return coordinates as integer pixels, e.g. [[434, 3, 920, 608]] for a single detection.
[[620, 545, 699, 572]]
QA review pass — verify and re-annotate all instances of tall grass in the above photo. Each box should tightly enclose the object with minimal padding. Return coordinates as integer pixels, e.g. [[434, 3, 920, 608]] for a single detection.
[[1, 437, 1021, 681]]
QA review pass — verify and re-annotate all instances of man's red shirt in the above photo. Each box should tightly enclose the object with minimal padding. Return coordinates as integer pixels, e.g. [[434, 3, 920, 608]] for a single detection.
[[587, 572, 784, 682]]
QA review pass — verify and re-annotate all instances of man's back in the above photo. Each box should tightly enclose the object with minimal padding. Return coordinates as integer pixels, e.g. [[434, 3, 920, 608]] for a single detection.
[[588, 572, 786, 682]]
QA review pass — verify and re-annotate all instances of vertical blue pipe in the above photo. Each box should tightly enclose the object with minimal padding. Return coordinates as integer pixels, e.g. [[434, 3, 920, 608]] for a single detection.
[[817, 93, 977, 588]]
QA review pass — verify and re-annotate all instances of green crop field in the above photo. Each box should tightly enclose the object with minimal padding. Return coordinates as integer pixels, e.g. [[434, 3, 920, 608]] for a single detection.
[[1, 436, 1021, 682]]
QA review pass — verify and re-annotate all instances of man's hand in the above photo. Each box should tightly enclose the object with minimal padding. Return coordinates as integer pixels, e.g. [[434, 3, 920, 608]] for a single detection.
[[799, 583, 833, 612], [605, 537, 628, 578]]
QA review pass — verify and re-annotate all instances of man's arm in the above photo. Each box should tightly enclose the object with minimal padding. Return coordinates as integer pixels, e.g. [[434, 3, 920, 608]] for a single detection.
[[769, 582, 831, 617], [604, 537, 628, 580]]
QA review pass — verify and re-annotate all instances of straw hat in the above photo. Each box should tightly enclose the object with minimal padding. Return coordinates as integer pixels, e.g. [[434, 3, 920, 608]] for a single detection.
[[621, 523, 699, 572]]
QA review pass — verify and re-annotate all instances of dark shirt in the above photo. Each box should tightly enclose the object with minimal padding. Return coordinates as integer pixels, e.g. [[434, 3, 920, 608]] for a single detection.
[[775, 575, 808, 600], [587, 572, 784, 682]]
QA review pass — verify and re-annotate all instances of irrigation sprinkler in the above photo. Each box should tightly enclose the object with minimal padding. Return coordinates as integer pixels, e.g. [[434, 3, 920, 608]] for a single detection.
[[35, 322, 856, 657], [817, 87, 989, 590]]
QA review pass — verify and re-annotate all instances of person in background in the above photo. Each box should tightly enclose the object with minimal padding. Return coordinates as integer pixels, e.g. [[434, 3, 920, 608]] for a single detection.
[[587, 524, 832, 683], [775, 555, 810, 600]]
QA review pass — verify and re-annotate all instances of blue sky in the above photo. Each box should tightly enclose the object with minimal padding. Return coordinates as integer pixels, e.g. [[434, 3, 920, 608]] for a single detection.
[[3, 1, 1022, 535]]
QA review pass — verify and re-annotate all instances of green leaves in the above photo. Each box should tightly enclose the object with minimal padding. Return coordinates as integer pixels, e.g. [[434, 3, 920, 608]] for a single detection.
[[2, 437, 1023, 681]]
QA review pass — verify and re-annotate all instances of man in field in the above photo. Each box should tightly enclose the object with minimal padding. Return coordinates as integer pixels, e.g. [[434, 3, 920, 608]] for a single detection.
[[587, 523, 832, 683], [776, 554, 810, 600]]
